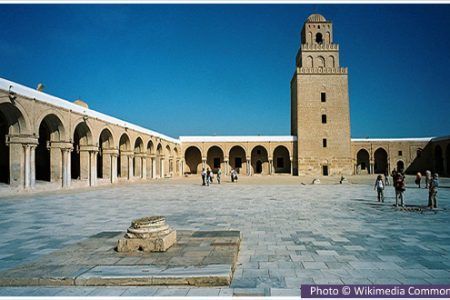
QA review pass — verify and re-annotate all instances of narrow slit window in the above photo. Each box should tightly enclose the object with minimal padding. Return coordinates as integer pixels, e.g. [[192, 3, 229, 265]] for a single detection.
[[322, 114, 327, 124], [321, 92, 326, 102], [323, 139, 327, 148]]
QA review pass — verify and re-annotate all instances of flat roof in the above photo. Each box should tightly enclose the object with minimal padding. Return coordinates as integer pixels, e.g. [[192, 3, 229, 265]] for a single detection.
[[180, 136, 297, 142], [351, 137, 433, 142], [0, 77, 180, 144]]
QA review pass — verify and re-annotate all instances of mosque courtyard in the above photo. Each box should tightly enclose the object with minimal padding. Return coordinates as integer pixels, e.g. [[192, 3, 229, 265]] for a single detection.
[[0, 176, 449, 296]]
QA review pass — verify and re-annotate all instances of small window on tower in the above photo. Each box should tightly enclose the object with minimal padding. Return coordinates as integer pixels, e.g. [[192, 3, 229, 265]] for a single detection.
[[323, 139, 327, 148], [321, 92, 326, 102], [322, 114, 327, 124], [316, 33, 323, 44], [398, 151, 403, 156]]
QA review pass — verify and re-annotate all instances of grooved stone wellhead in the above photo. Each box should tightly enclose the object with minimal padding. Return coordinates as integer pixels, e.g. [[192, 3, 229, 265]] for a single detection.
[[117, 216, 176, 252]]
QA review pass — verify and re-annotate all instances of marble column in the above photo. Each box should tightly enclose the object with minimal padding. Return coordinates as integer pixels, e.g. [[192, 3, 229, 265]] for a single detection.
[[224, 159, 229, 175], [142, 156, 147, 179], [30, 145, 36, 188], [111, 153, 118, 183], [290, 157, 294, 175], [23, 145, 31, 189], [89, 151, 97, 186], [269, 159, 273, 175], [202, 158, 206, 169], [152, 157, 156, 179], [62, 148, 71, 188], [160, 158, 165, 178], [128, 155, 134, 180]]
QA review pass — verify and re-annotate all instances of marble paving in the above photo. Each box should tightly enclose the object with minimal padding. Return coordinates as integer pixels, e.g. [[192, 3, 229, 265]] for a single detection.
[[0, 177, 449, 296]]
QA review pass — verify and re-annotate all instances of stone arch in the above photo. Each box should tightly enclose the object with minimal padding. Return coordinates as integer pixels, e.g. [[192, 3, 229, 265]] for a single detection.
[[328, 55, 335, 68], [374, 147, 388, 174], [0, 102, 30, 184], [118, 133, 131, 178], [133, 137, 144, 178], [229, 145, 247, 175], [273, 145, 291, 174], [435, 145, 444, 173], [306, 56, 313, 68], [71, 122, 93, 180], [315, 32, 323, 44], [0, 101, 30, 134], [134, 137, 144, 153], [97, 128, 114, 179], [207, 145, 224, 173], [317, 56, 325, 68], [251, 145, 269, 175], [147, 140, 154, 155], [356, 148, 370, 174], [35, 114, 66, 182], [185, 146, 202, 174]]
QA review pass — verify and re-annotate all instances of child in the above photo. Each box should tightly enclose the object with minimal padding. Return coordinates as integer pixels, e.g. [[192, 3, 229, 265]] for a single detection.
[[374, 175, 384, 202]]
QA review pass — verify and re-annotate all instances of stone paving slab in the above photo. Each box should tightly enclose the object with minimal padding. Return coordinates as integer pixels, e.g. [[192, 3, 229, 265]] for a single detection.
[[0, 230, 240, 287], [0, 179, 449, 296]]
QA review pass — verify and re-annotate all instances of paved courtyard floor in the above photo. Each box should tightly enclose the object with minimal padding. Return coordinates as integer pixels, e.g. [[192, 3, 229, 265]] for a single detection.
[[0, 176, 449, 296]]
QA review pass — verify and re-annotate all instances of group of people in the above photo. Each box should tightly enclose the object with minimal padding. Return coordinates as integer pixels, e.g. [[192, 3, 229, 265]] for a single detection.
[[374, 169, 440, 209], [201, 168, 240, 185]]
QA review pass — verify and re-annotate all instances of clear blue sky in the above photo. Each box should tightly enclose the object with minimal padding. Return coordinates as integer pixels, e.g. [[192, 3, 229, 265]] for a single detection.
[[1, 4, 449, 138]]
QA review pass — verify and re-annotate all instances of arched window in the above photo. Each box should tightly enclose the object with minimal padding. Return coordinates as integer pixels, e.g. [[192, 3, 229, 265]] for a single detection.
[[315, 32, 323, 44]]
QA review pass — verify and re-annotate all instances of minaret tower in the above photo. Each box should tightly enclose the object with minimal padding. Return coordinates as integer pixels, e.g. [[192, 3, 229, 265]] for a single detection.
[[291, 14, 352, 176]]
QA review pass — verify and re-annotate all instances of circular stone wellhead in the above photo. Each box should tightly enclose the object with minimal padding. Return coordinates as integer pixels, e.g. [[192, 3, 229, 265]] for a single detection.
[[125, 216, 173, 239]]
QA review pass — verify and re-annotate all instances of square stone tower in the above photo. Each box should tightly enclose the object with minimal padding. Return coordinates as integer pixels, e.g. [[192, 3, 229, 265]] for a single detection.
[[291, 14, 352, 176]]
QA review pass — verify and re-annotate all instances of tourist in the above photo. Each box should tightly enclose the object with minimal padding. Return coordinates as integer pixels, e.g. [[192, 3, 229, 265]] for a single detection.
[[217, 168, 222, 184], [384, 170, 390, 186], [206, 168, 211, 186], [425, 170, 432, 188], [201, 168, 206, 186], [391, 168, 397, 186], [210, 170, 214, 184], [231, 169, 238, 182], [415, 172, 422, 188], [394, 171, 406, 207], [428, 173, 439, 208], [374, 175, 384, 202]]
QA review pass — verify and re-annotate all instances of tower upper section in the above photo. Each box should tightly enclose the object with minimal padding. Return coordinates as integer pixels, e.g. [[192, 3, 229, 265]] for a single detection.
[[296, 14, 346, 74]]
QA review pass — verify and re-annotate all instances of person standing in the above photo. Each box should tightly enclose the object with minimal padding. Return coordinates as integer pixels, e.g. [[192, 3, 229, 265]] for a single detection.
[[425, 170, 431, 188], [415, 172, 422, 188], [384, 170, 390, 186], [394, 171, 406, 207], [217, 168, 222, 184], [201, 168, 206, 186], [428, 173, 439, 208], [374, 175, 385, 202], [206, 168, 211, 186]]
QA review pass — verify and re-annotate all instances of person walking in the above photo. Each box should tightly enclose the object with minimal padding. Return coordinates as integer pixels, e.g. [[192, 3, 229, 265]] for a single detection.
[[415, 172, 422, 188], [391, 168, 397, 187], [425, 170, 431, 188], [206, 168, 211, 186], [428, 173, 439, 208], [217, 168, 222, 184], [201, 168, 206, 186], [210, 170, 214, 184], [384, 170, 390, 186], [374, 175, 385, 202], [231, 169, 238, 183], [394, 171, 406, 207]]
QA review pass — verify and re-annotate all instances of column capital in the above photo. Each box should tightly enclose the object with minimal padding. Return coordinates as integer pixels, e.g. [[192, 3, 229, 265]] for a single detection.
[[135, 153, 147, 158], [6, 134, 38, 146], [120, 150, 134, 157], [79, 145, 99, 152], [50, 141, 73, 150], [103, 148, 119, 156]]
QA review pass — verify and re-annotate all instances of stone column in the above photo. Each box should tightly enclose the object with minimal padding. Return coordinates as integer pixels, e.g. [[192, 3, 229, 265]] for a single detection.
[[89, 150, 98, 186], [111, 153, 118, 183], [24, 145, 31, 189], [6, 135, 38, 189], [224, 158, 229, 175], [141, 156, 147, 179], [160, 157, 165, 178], [202, 158, 206, 169], [30, 145, 36, 188], [60, 147, 72, 188], [290, 157, 294, 175], [246, 158, 251, 176], [128, 155, 134, 180], [152, 156, 156, 179], [268, 158, 273, 175]]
